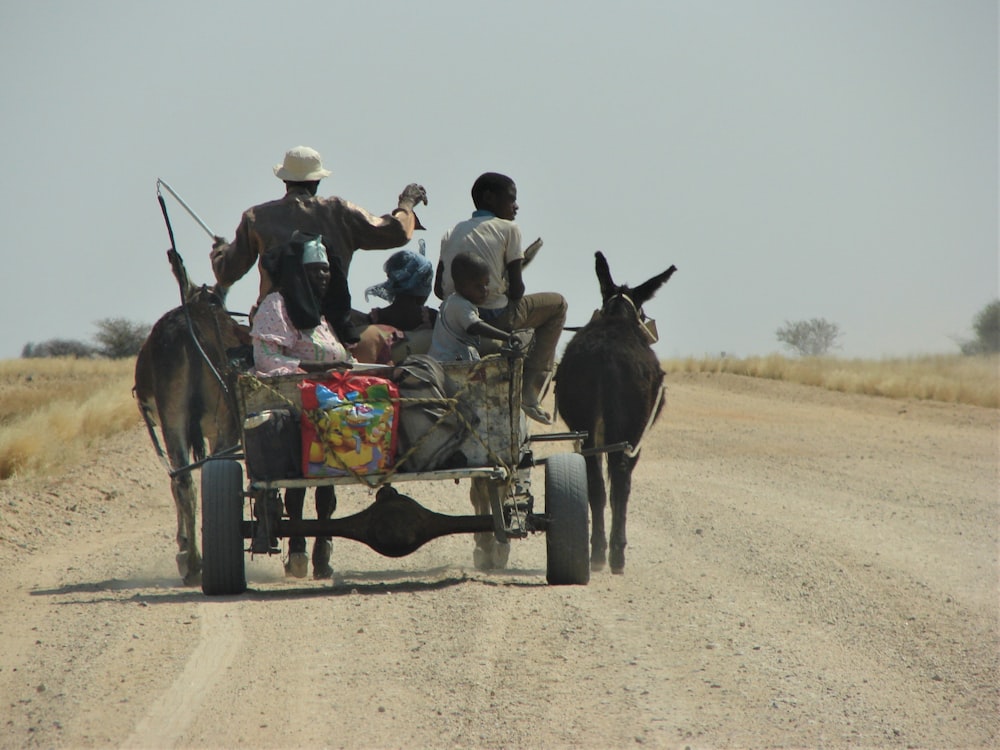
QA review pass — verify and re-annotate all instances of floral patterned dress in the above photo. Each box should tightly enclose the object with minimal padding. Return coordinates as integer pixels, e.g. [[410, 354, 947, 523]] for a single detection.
[[251, 292, 354, 375]]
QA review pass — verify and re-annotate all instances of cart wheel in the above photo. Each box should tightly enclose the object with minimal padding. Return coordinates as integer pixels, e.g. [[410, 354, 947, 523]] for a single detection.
[[201, 459, 247, 596], [545, 453, 590, 585]]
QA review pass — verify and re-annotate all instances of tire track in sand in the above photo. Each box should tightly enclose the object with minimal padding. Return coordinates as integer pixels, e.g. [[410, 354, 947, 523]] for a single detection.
[[120, 602, 244, 749]]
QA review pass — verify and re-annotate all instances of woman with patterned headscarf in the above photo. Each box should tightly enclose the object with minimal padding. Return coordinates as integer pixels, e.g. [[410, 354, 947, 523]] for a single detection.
[[251, 232, 357, 375], [351, 240, 439, 364]]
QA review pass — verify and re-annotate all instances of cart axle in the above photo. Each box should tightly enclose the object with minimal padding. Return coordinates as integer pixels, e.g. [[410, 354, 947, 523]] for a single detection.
[[242, 486, 496, 558]]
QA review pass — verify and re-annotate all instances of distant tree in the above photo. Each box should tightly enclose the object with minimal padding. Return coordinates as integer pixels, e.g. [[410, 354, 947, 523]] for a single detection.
[[93, 317, 150, 359], [21, 339, 98, 358], [776, 318, 842, 357], [959, 299, 1000, 355]]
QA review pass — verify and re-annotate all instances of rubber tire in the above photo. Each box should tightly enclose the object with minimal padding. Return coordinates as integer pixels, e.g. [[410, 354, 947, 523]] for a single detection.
[[545, 453, 590, 585], [201, 459, 247, 596]]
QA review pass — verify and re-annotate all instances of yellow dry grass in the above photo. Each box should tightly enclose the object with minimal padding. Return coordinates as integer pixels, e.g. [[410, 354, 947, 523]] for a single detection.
[[0, 353, 996, 481], [0, 358, 140, 479], [663, 353, 1000, 408]]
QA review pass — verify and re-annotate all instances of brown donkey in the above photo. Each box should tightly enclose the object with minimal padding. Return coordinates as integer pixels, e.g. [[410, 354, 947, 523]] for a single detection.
[[133, 252, 247, 585], [554, 252, 677, 574]]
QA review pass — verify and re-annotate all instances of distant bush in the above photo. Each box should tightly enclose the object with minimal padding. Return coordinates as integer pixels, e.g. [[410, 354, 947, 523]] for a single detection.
[[776, 318, 842, 357], [93, 317, 150, 359], [21, 339, 98, 359], [21, 318, 150, 360], [960, 300, 1000, 355]]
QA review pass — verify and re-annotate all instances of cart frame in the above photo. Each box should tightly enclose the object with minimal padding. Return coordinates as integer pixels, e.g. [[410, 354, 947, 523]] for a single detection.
[[199, 353, 591, 595]]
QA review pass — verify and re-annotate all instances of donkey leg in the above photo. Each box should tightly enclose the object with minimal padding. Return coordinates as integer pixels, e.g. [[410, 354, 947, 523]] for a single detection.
[[585, 454, 608, 571], [171, 472, 202, 585], [312, 486, 336, 579], [607, 452, 637, 575], [470, 478, 509, 570], [164, 424, 201, 585], [282, 487, 308, 578]]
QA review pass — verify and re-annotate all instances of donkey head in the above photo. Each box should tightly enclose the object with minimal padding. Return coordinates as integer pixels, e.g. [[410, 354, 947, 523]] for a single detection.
[[595, 251, 677, 325], [187, 283, 229, 307], [167, 248, 229, 307]]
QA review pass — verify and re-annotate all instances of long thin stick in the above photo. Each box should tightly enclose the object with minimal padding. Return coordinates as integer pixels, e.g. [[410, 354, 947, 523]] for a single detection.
[[156, 178, 216, 239]]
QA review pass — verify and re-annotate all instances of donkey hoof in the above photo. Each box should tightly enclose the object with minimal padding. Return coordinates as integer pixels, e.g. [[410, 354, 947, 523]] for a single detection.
[[183, 570, 202, 586], [312, 539, 333, 579], [312, 562, 333, 580], [590, 549, 607, 572], [491, 542, 511, 570], [177, 553, 202, 586], [473, 543, 510, 571], [285, 553, 309, 578], [609, 549, 626, 575]]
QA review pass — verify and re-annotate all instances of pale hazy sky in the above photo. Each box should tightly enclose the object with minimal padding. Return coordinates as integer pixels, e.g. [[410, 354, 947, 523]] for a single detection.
[[1, 1, 996, 360]]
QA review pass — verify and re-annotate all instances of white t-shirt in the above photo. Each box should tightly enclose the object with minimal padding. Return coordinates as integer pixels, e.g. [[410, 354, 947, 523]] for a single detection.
[[427, 294, 483, 362], [439, 211, 523, 311]]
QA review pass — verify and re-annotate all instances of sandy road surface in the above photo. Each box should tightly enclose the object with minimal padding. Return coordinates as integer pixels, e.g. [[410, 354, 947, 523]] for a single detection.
[[0, 372, 997, 749]]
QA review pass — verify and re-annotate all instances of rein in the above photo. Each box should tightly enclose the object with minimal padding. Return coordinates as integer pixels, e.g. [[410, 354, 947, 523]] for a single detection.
[[624, 383, 664, 458]]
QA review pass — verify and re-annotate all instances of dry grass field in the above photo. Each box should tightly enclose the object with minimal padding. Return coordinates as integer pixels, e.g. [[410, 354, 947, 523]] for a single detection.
[[0, 353, 997, 481], [0, 358, 138, 479], [664, 353, 1000, 408]]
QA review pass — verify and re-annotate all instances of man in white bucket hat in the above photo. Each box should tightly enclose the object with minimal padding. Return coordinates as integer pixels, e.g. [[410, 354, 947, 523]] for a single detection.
[[211, 145, 427, 343]]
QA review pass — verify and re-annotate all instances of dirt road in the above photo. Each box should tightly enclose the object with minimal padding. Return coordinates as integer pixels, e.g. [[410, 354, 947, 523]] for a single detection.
[[1, 372, 997, 749]]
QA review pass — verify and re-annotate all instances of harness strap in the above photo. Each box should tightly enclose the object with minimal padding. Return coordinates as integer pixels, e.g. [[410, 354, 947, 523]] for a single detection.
[[605, 293, 658, 344], [624, 383, 664, 458]]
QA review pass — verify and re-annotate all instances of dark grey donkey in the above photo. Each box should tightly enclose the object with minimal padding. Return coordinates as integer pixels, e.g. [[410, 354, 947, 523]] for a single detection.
[[554, 252, 677, 574]]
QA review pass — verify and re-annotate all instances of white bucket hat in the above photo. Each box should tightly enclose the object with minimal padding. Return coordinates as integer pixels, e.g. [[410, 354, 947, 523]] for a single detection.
[[273, 146, 331, 182]]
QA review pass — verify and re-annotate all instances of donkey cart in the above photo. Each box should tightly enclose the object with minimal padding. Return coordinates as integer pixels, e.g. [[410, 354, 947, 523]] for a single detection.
[[198, 352, 591, 596]]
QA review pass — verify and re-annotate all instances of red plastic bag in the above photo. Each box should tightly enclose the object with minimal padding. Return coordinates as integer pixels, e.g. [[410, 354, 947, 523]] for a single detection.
[[299, 373, 399, 477]]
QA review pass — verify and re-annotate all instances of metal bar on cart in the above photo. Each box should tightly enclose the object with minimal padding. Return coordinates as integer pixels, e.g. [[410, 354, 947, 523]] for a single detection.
[[168, 445, 243, 478], [526, 431, 588, 442], [249, 465, 510, 492]]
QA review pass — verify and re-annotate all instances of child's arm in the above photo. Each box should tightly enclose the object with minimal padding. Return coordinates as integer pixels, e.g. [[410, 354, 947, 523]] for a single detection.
[[467, 322, 533, 354], [467, 320, 510, 342]]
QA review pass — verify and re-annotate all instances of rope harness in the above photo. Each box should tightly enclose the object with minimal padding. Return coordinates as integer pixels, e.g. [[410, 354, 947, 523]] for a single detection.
[[603, 292, 659, 345]]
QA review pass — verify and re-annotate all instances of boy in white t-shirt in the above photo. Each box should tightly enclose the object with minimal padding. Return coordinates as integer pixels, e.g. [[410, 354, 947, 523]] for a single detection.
[[435, 172, 564, 424]]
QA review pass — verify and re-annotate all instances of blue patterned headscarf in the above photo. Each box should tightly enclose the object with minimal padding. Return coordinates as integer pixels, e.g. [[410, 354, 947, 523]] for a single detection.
[[364, 239, 434, 303]]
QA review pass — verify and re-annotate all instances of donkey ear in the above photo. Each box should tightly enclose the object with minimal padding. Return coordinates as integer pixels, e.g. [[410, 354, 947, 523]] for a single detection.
[[630, 264, 678, 308], [595, 252, 616, 300]]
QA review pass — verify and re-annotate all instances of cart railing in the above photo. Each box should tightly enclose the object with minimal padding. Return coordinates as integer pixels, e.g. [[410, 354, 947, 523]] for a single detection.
[[236, 355, 525, 492]]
